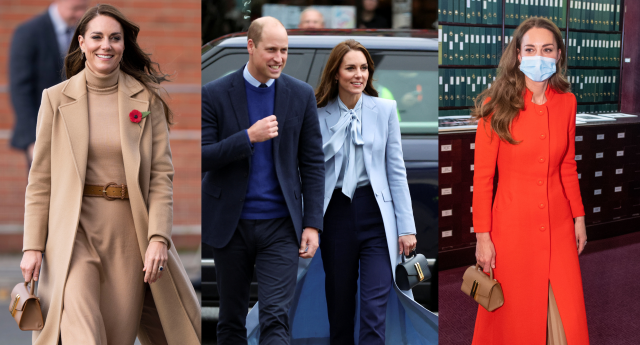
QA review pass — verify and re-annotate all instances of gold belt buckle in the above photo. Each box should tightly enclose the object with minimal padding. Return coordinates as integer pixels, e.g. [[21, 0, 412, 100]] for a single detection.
[[414, 262, 425, 282], [102, 182, 117, 201], [102, 182, 126, 200], [10, 294, 20, 317]]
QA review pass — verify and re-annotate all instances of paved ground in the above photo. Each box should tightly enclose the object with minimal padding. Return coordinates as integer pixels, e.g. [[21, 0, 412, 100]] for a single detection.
[[0, 250, 200, 344]]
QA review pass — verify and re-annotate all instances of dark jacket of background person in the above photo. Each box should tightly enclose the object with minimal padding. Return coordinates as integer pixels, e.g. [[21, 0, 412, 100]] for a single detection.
[[201, 67, 325, 248], [9, 11, 65, 151], [361, 14, 389, 29]]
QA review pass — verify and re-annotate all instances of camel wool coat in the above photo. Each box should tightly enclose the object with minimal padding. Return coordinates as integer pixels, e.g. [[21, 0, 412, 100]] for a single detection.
[[23, 69, 201, 345], [471, 86, 589, 344]]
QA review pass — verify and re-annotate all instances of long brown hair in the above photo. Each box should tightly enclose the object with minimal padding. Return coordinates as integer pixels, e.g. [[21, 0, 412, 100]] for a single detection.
[[472, 17, 570, 144], [315, 39, 378, 108], [64, 4, 173, 126]]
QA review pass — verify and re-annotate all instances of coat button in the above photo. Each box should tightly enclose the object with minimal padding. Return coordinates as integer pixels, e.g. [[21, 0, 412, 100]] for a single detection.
[[537, 180, 544, 186], [538, 110, 543, 115], [539, 203, 545, 209], [540, 225, 546, 231], [540, 134, 546, 139], [539, 157, 545, 163]]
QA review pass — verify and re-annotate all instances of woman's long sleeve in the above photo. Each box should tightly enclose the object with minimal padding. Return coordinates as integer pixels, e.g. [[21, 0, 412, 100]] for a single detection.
[[385, 101, 416, 236], [472, 118, 500, 233], [559, 96, 585, 218], [23, 90, 53, 252], [146, 96, 175, 248]]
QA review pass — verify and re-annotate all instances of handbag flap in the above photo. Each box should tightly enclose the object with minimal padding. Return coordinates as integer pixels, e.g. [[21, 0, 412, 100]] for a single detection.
[[461, 266, 499, 298], [10, 282, 36, 312], [400, 254, 430, 278]]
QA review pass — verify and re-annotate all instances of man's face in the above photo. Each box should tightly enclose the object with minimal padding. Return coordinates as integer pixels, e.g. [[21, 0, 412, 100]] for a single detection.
[[363, 0, 378, 12], [57, 0, 89, 27], [247, 24, 288, 83], [299, 10, 324, 29]]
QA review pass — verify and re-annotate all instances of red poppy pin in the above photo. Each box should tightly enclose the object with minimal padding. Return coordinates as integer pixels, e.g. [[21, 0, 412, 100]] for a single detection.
[[129, 109, 150, 127]]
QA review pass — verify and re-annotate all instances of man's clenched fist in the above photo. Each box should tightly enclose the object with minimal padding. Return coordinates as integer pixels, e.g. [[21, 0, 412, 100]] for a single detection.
[[248, 115, 278, 143]]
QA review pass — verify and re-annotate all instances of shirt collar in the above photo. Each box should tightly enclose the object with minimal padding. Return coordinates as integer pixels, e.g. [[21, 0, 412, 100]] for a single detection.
[[337, 95, 363, 117], [243, 64, 275, 88], [48, 4, 70, 35]]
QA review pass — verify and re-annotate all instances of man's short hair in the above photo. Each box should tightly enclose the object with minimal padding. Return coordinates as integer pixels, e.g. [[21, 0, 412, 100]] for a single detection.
[[247, 17, 285, 47]]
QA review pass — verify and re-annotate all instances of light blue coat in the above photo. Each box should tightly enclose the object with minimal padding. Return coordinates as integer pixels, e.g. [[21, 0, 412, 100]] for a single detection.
[[246, 94, 438, 344]]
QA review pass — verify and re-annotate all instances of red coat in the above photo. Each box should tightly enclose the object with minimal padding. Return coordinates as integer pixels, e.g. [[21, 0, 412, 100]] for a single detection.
[[471, 86, 589, 344]]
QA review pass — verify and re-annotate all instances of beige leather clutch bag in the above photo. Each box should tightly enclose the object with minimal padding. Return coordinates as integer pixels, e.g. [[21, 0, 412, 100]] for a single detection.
[[461, 264, 504, 312], [9, 279, 44, 331]]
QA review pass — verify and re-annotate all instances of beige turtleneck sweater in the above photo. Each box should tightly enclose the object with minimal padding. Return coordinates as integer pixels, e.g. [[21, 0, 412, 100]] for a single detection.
[[85, 64, 124, 186], [84, 64, 166, 245]]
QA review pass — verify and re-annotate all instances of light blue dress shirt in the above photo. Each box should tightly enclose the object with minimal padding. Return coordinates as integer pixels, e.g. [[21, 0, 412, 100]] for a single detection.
[[330, 96, 370, 195], [243, 64, 275, 87], [48, 4, 74, 56]]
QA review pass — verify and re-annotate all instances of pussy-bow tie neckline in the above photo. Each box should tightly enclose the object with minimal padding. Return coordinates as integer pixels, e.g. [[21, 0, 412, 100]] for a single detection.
[[323, 96, 364, 199]]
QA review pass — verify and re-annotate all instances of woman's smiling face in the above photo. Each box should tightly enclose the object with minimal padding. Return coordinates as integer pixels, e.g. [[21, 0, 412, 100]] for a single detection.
[[335, 50, 369, 97], [79, 15, 124, 75]]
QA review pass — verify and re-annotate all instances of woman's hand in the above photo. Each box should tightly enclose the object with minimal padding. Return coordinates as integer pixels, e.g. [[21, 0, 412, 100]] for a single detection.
[[398, 235, 417, 256], [20, 250, 42, 282], [575, 216, 587, 255], [143, 241, 168, 284], [475, 232, 496, 273]]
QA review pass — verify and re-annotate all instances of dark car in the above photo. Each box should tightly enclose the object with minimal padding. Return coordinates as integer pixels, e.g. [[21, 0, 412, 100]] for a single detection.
[[201, 30, 439, 323]]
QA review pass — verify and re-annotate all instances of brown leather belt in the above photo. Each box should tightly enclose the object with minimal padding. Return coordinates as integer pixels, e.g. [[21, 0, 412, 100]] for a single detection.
[[83, 182, 129, 200]]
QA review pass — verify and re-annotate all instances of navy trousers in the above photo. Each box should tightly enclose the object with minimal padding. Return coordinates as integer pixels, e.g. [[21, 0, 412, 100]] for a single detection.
[[210, 217, 299, 345], [321, 185, 393, 345]]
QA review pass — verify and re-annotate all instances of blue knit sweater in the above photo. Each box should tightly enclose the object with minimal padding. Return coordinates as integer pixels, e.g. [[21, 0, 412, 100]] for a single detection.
[[240, 80, 289, 219]]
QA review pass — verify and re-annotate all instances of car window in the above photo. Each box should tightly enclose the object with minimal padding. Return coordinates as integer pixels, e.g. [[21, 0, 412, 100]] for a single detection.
[[370, 53, 438, 135], [310, 51, 438, 135], [201, 48, 314, 85]]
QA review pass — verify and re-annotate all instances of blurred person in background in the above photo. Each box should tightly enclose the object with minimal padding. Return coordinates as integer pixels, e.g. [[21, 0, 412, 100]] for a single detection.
[[298, 7, 325, 29], [9, 0, 89, 169], [359, 0, 389, 29], [19, 4, 200, 344]]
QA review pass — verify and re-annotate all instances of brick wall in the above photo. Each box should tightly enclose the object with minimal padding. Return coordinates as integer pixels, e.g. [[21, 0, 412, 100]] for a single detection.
[[0, 0, 201, 250]]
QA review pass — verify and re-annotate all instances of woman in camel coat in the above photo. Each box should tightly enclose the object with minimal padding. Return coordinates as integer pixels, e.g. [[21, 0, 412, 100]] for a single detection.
[[471, 18, 589, 345], [19, 5, 200, 344]]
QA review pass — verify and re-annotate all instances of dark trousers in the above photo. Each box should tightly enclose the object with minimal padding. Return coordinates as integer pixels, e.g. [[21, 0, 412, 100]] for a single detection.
[[321, 185, 392, 345], [211, 217, 299, 345]]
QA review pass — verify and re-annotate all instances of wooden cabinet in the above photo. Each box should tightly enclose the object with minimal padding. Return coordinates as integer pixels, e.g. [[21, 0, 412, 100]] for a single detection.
[[438, 119, 640, 269]]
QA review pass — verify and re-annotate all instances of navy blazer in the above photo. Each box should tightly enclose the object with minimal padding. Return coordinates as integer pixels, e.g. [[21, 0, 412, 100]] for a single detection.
[[9, 11, 66, 150], [201, 67, 324, 248]]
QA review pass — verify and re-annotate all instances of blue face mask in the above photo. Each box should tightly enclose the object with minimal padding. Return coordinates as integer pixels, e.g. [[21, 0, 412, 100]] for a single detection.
[[519, 56, 557, 82]]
